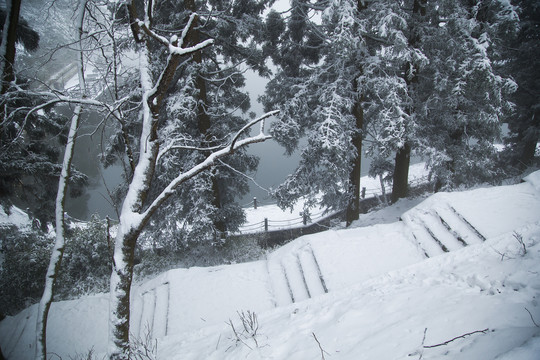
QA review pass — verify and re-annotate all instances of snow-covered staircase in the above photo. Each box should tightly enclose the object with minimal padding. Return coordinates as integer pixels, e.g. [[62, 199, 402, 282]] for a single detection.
[[132, 281, 171, 339], [401, 203, 486, 257], [267, 244, 328, 306]]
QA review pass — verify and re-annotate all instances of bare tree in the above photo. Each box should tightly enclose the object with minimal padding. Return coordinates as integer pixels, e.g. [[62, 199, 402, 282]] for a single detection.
[[35, 2, 89, 359], [106, 2, 276, 358]]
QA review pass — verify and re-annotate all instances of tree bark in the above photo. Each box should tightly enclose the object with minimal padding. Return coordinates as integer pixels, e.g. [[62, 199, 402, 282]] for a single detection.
[[346, 95, 364, 226], [0, 0, 21, 94], [184, 0, 226, 234], [391, 142, 411, 203], [35, 106, 81, 360]]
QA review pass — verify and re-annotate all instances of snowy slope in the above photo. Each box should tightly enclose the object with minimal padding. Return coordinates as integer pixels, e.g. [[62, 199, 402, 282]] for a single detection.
[[1, 172, 539, 359]]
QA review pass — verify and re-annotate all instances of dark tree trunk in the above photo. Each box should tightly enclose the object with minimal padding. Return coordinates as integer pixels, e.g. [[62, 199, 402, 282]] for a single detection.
[[391, 142, 411, 203], [185, 0, 225, 234], [517, 110, 539, 169], [1, 0, 22, 94], [346, 96, 364, 226], [520, 139, 538, 168]]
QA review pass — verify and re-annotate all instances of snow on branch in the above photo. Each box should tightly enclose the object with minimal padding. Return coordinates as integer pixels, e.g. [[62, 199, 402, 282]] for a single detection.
[[135, 12, 214, 56], [156, 141, 226, 163], [139, 110, 278, 229], [230, 110, 279, 152]]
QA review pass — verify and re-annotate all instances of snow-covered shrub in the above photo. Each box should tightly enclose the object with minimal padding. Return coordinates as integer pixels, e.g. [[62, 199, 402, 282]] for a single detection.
[[0, 224, 51, 315], [56, 214, 111, 298], [134, 235, 267, 281], [0, 215, 111, 315]]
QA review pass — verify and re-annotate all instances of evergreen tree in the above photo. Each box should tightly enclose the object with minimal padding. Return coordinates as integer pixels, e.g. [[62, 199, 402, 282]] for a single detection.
[[414, 0, 517, 189], [263, 0, 425, 221], [0, 7, 86, 230], [504, 0, 539, 169], [262, 0, 365, 225]]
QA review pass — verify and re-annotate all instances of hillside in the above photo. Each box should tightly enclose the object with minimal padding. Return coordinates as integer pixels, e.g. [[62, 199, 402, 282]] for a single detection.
[[1, 171, 539, 359]]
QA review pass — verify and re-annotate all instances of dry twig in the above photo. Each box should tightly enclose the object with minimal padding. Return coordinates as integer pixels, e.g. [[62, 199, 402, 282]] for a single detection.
[[312, 332, 330, 359], [423, 328, 490, 348]]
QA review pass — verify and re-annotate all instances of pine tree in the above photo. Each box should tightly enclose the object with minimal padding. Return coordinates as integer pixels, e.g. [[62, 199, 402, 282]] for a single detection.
[[414, 0, 517, 189], [504, 0, 539, 169], [262, 0, 367, 225], [263, 0, 427, 221]]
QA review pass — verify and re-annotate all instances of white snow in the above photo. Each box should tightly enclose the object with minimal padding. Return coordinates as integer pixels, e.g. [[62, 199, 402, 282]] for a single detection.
[[0, 205, 32, 228], [1, 171, 539, 359]]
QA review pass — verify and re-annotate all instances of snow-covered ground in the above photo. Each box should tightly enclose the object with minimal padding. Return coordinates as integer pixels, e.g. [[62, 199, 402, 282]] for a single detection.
[[1, 171, 539, 359]]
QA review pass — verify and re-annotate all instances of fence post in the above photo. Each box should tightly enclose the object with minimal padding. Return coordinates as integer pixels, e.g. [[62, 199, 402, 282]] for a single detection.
[[361, 187, 366, 199], [264, 218, 268, 232], [253, 197, 257, 209]]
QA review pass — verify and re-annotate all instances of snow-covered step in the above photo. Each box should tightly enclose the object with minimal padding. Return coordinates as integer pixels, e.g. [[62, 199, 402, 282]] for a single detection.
[[448, 205, 486, 242], [420, 212, 464, 251], [281, 255, 311, 302], [402, 213, 446, 257], [153, 282, 170, 338], [434, 206, 484, 245], [298, 246, 327, 298], [266, 258, 294, 306], [137, 288, 157, 338]]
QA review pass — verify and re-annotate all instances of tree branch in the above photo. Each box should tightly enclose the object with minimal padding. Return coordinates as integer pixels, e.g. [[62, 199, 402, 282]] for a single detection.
[[423, 328, 490, 348], [139, 111, 276, 231], [230, 110, 279, 152]]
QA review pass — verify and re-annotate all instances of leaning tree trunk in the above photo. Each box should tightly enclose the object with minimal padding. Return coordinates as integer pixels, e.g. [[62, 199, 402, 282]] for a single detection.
[[35, 106, 81, 360], [35, 3, 87, 358]]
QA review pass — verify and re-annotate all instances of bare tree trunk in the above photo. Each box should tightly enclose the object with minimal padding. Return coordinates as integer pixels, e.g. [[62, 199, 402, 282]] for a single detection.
[[0, 0, 21, 94], [36, 3, 87, 358], [35, 106, 81, 360]]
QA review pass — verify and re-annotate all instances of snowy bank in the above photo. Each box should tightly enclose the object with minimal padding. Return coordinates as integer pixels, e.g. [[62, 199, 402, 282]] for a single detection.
[[1, 171, 539, 359]]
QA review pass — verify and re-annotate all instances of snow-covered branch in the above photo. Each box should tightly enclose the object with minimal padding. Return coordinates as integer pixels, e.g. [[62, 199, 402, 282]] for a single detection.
[[140, 111, 277, 229], [230, 110, 279, 152]]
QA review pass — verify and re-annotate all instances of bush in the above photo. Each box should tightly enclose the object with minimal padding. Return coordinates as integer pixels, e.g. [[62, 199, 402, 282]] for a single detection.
[[57, 214, 112, 299], [0, 224, 51, 315], [0, 214, 112, 315]]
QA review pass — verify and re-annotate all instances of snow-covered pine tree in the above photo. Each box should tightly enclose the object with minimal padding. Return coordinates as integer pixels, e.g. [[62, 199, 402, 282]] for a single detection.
[[262, 0, 368, 225], [359, 0, 428, 203], [503, 0, 539, 169], [263, 0, 426, 222], [0, 0, 87, 230], [414, 0, 517, 189]]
